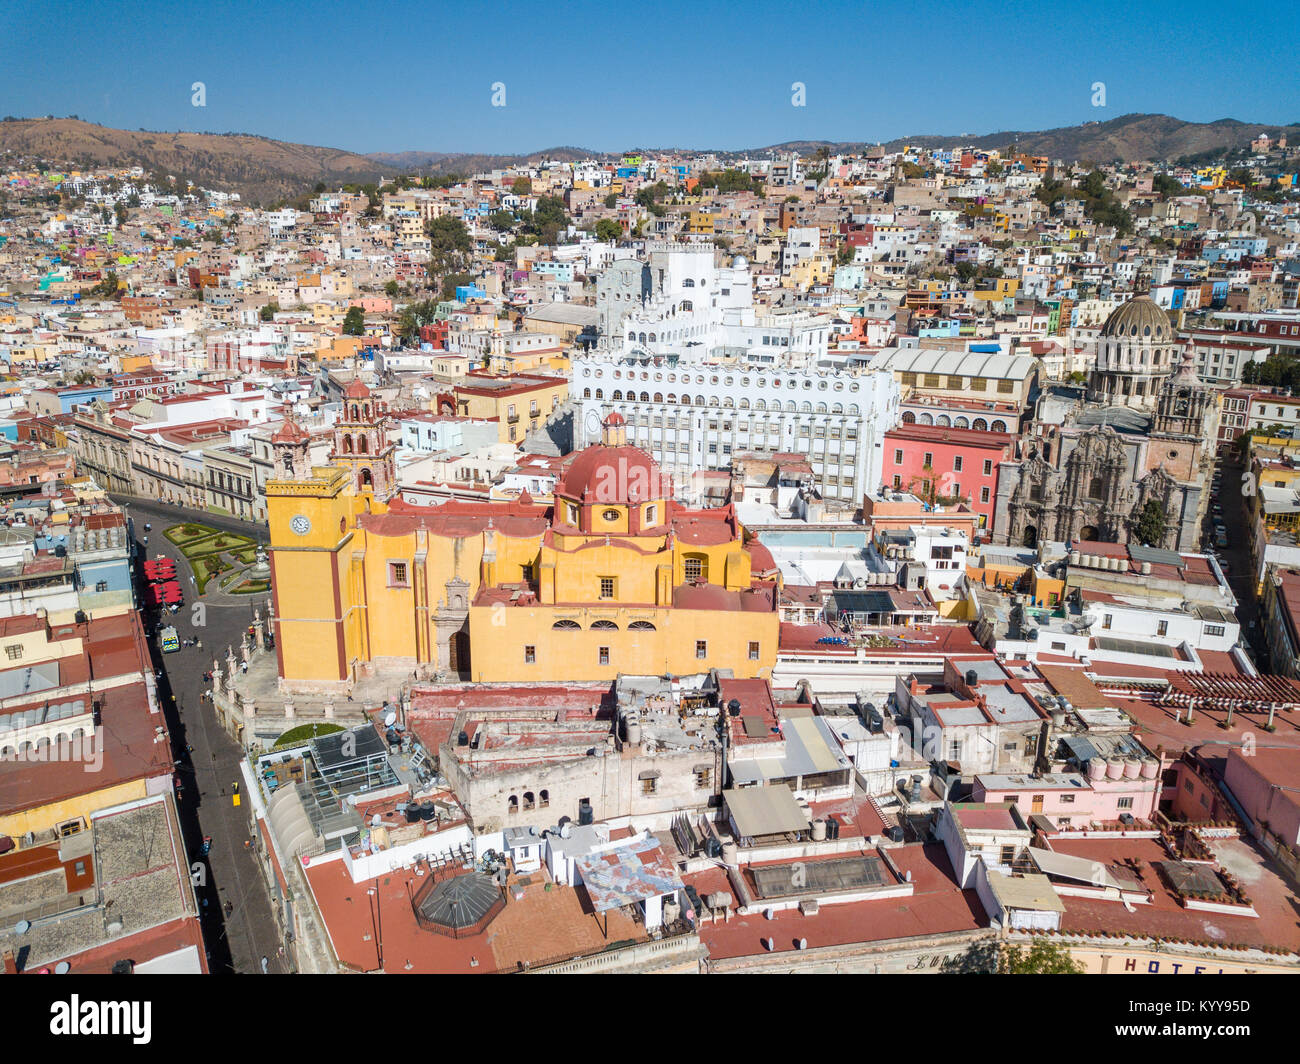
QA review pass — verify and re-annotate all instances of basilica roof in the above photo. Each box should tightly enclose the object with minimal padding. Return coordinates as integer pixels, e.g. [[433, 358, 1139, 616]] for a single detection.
[[1099, 296, 1172, 342], [554, 442, 669, 504], [1074, 406, 1151, 434]]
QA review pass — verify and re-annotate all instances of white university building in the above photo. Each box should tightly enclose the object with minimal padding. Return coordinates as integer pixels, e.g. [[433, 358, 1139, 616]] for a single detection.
[[577, 243, 900, 504]]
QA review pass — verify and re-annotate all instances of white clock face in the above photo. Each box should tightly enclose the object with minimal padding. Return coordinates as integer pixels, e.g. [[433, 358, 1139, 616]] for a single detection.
[[290, 514, 311, 536]]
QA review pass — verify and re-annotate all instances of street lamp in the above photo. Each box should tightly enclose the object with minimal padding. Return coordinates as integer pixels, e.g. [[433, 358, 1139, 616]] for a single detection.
[[365, 886, 383, 971]]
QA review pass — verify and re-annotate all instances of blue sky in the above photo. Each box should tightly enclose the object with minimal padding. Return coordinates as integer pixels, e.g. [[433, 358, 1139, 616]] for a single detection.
[[3, 0, 1297, 155]]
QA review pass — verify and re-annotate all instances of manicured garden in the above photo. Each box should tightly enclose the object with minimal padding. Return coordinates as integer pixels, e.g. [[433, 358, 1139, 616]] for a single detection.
[[163, 523, 264, 595]]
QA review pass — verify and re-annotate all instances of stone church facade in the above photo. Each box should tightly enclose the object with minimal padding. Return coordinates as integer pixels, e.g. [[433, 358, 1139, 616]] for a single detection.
[[993, 298, 1219, 552]]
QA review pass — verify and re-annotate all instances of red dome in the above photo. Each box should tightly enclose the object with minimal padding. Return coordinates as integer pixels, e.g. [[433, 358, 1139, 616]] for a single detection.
[[343, 378, 372, 399], [555, 444, 668, 505], [603, 411, 626, 427], [271, 418, 310, 444]]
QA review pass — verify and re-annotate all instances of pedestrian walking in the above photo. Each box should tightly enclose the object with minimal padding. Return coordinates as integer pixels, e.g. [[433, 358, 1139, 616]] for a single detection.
[[260, 955, 268, 975]]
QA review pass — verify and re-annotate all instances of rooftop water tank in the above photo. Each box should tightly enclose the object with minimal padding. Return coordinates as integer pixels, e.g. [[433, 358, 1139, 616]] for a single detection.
[[1106, 758, 1125, 780], [1087, 758, 1107, 780], [1140, 758, 1160, 779], [1123, 757, 1142, 780]]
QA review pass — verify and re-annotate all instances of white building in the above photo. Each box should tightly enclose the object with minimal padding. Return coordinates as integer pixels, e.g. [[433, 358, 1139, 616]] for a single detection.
[[572, 355, 900, 504]]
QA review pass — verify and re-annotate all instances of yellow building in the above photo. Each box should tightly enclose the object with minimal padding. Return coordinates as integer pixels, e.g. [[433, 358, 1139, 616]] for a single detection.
[[266, 404, 778, 689], [452, 370, 568, 444]]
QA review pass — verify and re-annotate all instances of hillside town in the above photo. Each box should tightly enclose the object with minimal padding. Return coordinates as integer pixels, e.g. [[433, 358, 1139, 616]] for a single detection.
[[3, 135, 1300, 978]]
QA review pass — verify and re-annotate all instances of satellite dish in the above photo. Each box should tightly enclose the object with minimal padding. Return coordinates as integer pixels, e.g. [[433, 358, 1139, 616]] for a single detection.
[[15, 919, 30, 935], [54, 961, 71, 974], [384, 711, 397, 727]]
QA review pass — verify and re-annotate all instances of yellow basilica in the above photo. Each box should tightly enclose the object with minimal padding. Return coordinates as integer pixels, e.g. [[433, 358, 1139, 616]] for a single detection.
[[265, 385, 779, 689]]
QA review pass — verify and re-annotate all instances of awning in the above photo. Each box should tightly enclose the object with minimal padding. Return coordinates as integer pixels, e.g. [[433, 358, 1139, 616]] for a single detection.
[[1029, 847, 1132, 891], [724, 786, 810, 838], [637, 769, 660, 780]]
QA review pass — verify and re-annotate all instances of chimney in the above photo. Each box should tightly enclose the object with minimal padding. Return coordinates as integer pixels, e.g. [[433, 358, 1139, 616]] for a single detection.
[[2, 949, 16, 975]]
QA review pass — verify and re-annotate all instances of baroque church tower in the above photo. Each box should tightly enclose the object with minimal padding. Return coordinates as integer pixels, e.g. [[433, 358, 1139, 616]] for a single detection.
[[330, 378, 396, 499]]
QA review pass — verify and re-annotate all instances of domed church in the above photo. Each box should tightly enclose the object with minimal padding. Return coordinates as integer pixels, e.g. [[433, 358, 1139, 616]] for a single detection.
[[1087, 296, 1178, 410], [996, 309, 1219, 552], [265, 410, 778, 691]]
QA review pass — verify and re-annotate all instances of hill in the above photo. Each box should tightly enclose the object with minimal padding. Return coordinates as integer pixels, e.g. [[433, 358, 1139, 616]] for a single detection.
[[760, 114, 1300, 164], [0, 118, 398, 203], [4, 113, 1296, 207], [364, 145, 601, 174]]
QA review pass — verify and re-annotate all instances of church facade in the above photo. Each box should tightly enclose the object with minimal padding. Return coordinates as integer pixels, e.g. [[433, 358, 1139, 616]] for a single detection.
[[265, 390, 779, 692], [993, 298, 1219, 552]]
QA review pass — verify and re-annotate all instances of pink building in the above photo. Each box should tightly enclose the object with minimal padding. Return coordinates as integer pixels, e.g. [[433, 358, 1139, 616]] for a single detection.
[[881, 423, 1013, 532], [1223, 746, 1300, 846], [974, 735, 1165, 827]]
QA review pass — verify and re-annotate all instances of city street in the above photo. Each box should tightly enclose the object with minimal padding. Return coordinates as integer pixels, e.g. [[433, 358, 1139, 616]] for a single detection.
[[115, 495, 289, 974], [1206, 452, 1266, 666]]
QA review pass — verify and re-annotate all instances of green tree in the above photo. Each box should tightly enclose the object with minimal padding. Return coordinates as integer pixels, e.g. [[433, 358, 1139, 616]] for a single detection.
[[603, 192, 618, 209], [1133, 498, 1167, 546], [92, 271, 120, 298], [520, 195, 569, 245], [594, 218, 623, 243], [397, 299, 441, 342], [1153, 173, 1184, 198], [425, 215, 472, 281], [260, 302, 279, 322], [440, 271, 474, 300], [836, 243, 855, 265], [384, 280, 401, 297], [487, 209, 516, 232], [512, 175, 532, 195], [114, 201, 128, 226], [696, 169, 762, 195], [342, 306, 366, 335], [999, 941, 1085, 975]]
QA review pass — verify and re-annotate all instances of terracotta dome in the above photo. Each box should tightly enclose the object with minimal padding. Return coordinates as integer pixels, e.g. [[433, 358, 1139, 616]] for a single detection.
[[343, 378, 372, 399], [555, 443, 667, 504], [603, 411, 626, 427], [1100, 296, 1171, 342], [271, 418, 310, 444]]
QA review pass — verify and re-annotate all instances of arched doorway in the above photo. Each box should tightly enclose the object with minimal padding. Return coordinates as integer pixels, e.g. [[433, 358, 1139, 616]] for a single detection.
[[1079, 525, 1099, 542], [1022, 525, 1038, 548], [448, 629, 470, 678]]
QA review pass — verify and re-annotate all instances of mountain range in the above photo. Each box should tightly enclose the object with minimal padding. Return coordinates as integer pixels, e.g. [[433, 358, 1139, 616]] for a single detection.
[[1, 113, 1295, 204]]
